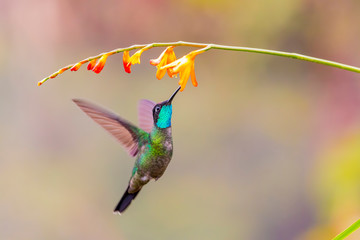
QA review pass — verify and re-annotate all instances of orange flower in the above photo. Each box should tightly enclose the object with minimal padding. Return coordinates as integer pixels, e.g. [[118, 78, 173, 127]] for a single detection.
[[150, 46, 176, 80], [160, 50, 203, 91], [92, 54, 110, 74], [123, 46, 151, 74], [123, 51, 131, 73]]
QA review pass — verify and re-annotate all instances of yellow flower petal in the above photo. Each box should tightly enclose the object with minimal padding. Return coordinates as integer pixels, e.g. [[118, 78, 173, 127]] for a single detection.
[[129, 49, 143, 65]]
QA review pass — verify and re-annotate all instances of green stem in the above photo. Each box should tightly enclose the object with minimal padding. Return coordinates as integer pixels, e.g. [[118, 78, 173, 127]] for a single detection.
[[332, 219, 360, 240], [38, 41, 360, 86], [209, 44, 360, 73]]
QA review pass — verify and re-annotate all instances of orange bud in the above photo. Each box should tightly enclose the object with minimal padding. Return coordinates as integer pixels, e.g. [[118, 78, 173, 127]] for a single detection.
[[71, 62, 82, 71], [123, 51, 131, 73], [58, 67, 68, 74], [92, 54, 109, 74], [87, 59, 97, 70], [50, 73, 58, 79]]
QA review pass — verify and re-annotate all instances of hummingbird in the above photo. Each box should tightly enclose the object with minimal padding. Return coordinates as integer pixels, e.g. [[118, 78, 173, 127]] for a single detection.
[[72, 86, 181, 214]]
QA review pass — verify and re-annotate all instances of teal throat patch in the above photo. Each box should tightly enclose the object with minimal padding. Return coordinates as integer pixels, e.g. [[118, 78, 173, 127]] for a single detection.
[[156, 105, 172, 128]]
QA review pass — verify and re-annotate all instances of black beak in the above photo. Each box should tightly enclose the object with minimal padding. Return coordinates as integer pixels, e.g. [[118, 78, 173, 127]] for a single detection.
[[166, 86, 181, 105]]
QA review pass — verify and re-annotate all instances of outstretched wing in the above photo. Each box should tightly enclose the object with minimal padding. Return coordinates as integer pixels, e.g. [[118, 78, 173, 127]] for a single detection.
[[73, 99, 145, 157], [138, 99, 156, 133]]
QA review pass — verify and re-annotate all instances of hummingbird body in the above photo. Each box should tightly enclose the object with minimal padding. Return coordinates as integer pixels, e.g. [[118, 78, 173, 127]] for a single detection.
[[128, 121, 173, 192], [73, 87, 180, 214]]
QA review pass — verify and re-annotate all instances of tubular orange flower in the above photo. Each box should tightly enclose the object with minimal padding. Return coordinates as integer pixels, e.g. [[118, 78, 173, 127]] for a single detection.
[[123, 51, 131, 73], [160, 50, 203, 91], [150, 46, 176, 80], [87, 59, 97, 70], [92, 54, 110, 74]]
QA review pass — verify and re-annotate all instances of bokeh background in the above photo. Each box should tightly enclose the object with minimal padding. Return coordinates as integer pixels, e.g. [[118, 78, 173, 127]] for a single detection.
[[1, 0, 360, 239]]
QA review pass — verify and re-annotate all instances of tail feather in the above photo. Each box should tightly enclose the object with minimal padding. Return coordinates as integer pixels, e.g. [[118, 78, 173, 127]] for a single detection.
[[113, 186, 140, 214]]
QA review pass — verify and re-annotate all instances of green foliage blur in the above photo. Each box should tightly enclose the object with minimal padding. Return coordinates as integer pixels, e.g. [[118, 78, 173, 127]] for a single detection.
[[1, 0, 360, 239]]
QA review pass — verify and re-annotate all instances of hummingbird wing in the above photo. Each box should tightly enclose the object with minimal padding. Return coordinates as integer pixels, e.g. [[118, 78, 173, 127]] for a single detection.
[[138, 99, 156, 133], [73, 99, 146, 157]]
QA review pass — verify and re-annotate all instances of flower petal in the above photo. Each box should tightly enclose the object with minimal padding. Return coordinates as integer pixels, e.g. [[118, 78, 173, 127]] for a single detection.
[[150, 58, 161, 66], [167, 47, 177, 65], [178, 65, 191, 91], [150, 49, 167, 66], [129, 49, 144, 65], [190, 64, 198, 87], [167, 68, 176, 78], [156, 68, 167, 80]]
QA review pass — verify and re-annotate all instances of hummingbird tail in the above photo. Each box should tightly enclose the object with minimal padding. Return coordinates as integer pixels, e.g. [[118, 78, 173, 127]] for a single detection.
[[113, 186, 140, 215]]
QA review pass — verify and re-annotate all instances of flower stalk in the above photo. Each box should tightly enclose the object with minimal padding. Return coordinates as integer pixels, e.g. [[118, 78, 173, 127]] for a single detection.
[[38, 41, 360, 88], [332, 218, 360, 240]]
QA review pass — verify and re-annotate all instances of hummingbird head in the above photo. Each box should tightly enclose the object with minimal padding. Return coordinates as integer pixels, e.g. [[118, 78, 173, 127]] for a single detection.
[[153, 86, 181, 129]]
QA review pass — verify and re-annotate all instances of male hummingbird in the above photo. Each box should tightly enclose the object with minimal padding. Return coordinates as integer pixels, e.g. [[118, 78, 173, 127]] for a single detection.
[[73, 86, 181, 214]]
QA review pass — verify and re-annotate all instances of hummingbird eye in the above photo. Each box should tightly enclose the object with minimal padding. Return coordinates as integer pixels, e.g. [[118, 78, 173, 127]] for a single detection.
[[155, 106, 161, 113]]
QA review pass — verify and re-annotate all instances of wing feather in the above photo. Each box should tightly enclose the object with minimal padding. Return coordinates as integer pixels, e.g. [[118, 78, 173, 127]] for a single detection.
[[138, 99, 156, 133], [73, 99, 142, 157]]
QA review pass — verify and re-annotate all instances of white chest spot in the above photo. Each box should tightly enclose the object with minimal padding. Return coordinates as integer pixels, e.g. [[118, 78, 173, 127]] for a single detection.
[[164, 140, 172, 151], [141, 175, 149, 182]]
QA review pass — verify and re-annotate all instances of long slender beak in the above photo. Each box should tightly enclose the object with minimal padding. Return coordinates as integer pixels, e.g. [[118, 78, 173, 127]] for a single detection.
[[167, 86, 181, 105]]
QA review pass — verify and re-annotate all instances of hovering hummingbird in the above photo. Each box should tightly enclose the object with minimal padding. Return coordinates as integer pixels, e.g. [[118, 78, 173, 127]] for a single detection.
[[73, 86, 181, 214]]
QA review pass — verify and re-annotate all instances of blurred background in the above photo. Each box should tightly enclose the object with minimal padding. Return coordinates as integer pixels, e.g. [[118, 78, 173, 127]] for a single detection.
[[1, 0, 360, 239]]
